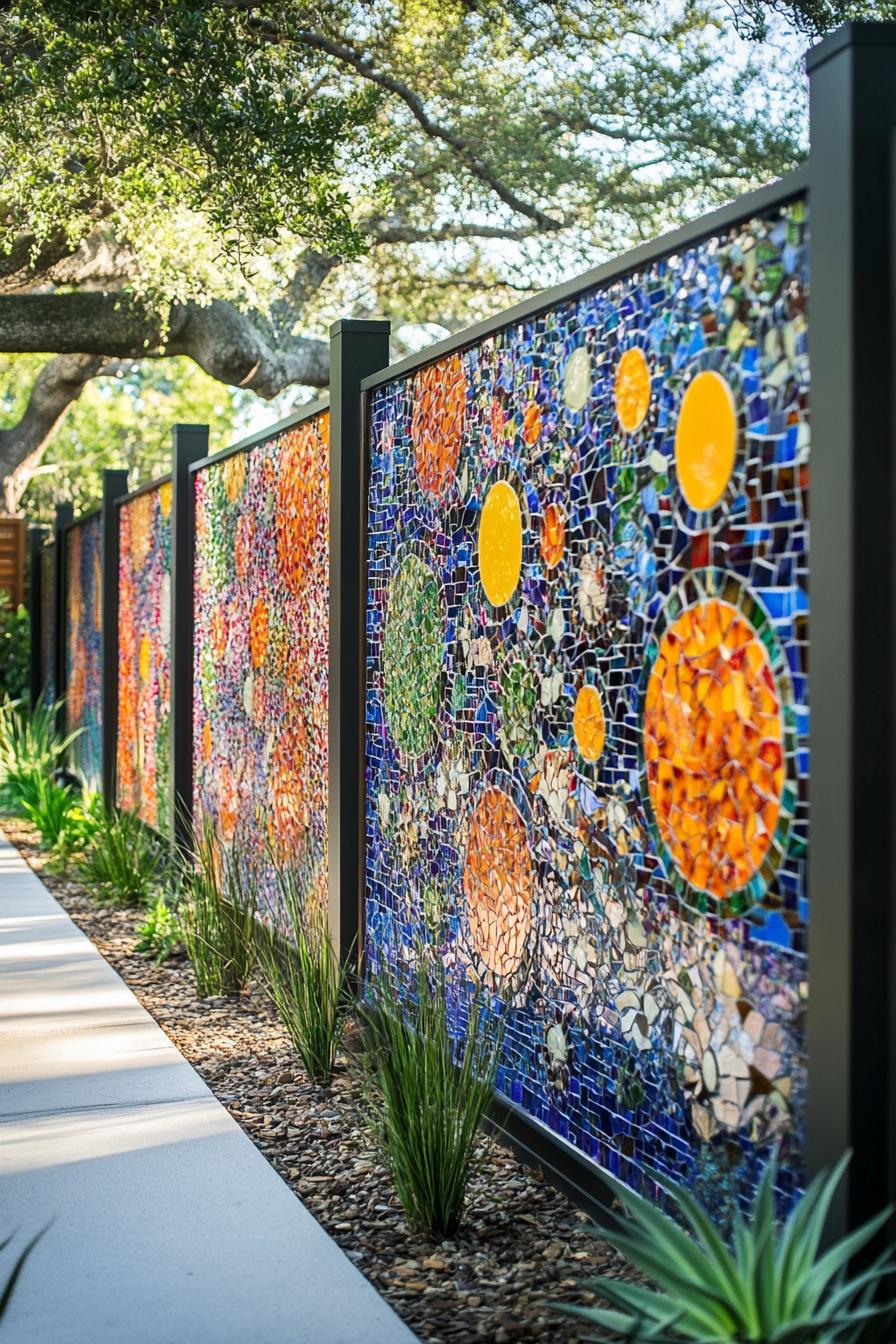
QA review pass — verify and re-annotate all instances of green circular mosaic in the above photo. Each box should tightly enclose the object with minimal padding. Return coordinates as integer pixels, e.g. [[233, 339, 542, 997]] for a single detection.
[[383, 552, 444, 760], [498, 658, 538, 764]]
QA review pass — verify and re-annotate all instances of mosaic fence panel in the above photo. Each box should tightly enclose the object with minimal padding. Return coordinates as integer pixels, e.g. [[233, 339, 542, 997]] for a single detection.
[[39, 541, 55, 703], [117, 484, 172, 834], [193, 412, 330, 920], [365, 199, 810, 1212], [65, 512, 103, 790]]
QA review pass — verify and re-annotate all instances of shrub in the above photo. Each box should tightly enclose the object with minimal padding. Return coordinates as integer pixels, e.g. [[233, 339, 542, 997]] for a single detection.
[[0, 761, 45, 816], [21, 774, 77, 847], [77, 802, 169, 907], [0, 693, 79, 814], [258, 868, 352, 1085], [0, 593, 30, 702], [179, 822, 255, 997], [135, 894, 181, 965], [44, 789, 103, 872], [564, 1152, 896, 1343], [357, 957, 501, 1240]]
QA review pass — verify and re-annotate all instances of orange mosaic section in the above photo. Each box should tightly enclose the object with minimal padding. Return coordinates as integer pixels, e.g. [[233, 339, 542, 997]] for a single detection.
[[411, 355, 465, 497], [540, 503, 565, 569], [463, 786, 534, 977], [275, 418, 330, 599], [614, 346, 651, 433], [643, 599, 785, 899], [573, 684, 606, 763]]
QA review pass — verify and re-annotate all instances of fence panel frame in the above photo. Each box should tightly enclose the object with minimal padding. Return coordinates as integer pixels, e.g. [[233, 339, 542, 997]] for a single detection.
[[328, 319, 391, 968], [53, 502, 72, 731], [185, 408, 329, 861], [358, 169, 814, 1220], [28, 525, 48, 709], [114, 468, 175, 835], [170, 424, 209, 852], [100, 468, 129, 804], [805, 19, 896, 1237]]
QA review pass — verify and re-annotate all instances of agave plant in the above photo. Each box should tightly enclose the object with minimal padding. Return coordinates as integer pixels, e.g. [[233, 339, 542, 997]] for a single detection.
[[567, 1152, 895, 1343]]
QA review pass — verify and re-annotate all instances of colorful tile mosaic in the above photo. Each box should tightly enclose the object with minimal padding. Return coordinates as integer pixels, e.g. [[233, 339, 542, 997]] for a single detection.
[[38, 541, 56, 703], [117, 483, 172, 833], [192, 412, 330, 919], [65, 512, 103, 789], [364, 200, 810, 1213]]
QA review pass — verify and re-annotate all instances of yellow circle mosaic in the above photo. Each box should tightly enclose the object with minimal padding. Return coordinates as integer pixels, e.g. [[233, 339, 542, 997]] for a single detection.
[[573, 683, 606, 762], [479, 480, 523, 607], [675, 370, 738, 512], [614, 347, 651, 433]]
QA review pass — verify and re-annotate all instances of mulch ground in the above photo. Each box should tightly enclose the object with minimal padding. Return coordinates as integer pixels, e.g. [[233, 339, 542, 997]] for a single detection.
[[5, 819, 631, 1344]]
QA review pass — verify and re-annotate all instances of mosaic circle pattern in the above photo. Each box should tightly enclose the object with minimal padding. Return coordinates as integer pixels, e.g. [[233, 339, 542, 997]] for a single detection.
[[643, 593, 784, 902], [573, 683, 606, 764], [479, 479, 523, 607], [382, 551, 444, 761], [464, 783, 534, 976], [675, 370, 738, 512], [614, 346, 651, 433]]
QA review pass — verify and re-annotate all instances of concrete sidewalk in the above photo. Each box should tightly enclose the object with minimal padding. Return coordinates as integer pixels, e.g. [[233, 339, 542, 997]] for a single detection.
[[0, 834, 416, 1344]]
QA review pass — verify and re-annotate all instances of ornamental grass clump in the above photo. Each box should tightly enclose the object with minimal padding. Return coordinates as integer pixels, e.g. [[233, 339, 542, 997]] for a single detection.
[[357, 957, 501, 1240], [565, 1151, 896, 1343], [77, 802, 168, 907], [20, 774, 77, 848], [258, 866, 352, 1085], [179, 822, 255, 997], [0, 694, 79, 814], [0, 1226, 46, 1323]]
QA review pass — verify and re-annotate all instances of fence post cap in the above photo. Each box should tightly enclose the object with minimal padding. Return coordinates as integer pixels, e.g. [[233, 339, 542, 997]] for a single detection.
[[806, 19, 896, 73], [328, 317, 391, 337]]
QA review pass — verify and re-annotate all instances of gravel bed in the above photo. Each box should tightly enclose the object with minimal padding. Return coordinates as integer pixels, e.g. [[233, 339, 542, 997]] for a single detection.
[[5, 820, 632, 1344]]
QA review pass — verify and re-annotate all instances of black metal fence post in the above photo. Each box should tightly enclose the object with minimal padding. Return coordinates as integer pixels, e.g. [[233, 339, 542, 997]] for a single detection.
[[807, 20, 896, 1234], [28, 525, 47, 709], [100, 468, 128, 805], [328, 318, 391, 967], [170, 423, 210, 852], [53, 501, 72, 733]]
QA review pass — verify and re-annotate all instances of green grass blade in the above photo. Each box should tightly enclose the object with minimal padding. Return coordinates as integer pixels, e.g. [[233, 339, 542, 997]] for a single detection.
[[0, 1225, 48, 1322]]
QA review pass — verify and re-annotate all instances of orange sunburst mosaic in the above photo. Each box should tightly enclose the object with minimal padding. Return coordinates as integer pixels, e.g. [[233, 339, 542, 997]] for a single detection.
[[643, 596, 785, 901]]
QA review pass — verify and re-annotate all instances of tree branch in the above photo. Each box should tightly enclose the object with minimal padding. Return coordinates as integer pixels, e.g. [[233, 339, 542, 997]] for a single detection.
[[285, 29, 563, 230], [0, 293, 329, 398], [0, 353, 108, 509], [367, 221, 542, 245]]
